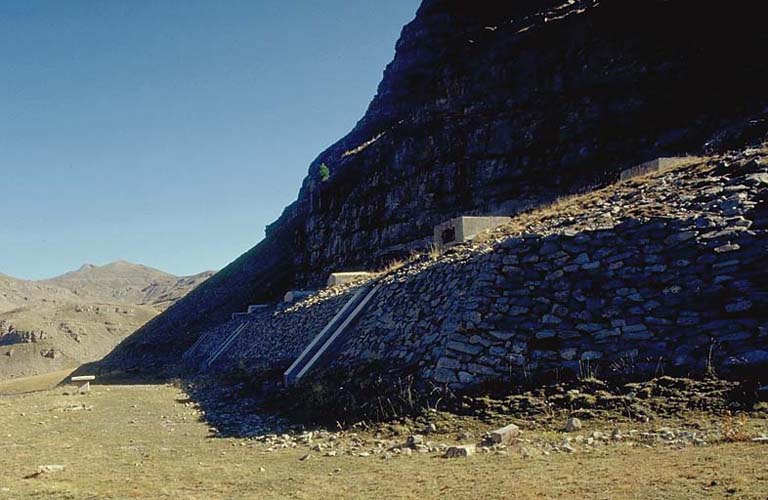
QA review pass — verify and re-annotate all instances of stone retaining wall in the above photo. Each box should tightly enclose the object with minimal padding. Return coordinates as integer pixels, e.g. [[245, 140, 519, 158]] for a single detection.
[[190, 149, 768, 388], [186, 282, 364, 373]]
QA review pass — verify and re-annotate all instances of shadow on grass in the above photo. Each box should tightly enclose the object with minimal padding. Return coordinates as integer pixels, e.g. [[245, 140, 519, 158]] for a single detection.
[[182, 369, 291, 438]]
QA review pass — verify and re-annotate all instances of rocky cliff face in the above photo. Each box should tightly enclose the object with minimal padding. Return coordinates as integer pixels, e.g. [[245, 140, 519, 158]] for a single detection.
[[107, 0, 768, 370]]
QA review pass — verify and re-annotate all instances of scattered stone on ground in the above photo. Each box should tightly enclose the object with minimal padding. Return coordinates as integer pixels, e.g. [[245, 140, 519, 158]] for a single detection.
[[564, 417, 583, 432], [489, 423, 520, 444], [444, 444, 475, 458]]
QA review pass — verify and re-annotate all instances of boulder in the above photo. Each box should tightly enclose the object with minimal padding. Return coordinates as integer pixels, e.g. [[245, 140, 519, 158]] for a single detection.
[[564, 417, 583, 432], [444, 444, 475, 458]]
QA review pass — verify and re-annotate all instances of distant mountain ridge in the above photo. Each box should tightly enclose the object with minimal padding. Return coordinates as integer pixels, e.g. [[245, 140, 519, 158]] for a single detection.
[[40, 260, 213, 308], [0, 261, 214, 381]]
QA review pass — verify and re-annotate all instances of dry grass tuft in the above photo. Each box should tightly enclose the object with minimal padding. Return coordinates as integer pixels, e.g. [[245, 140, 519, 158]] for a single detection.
[[375, 258, 406, 275], [722, 411, 751, 442], [427, 243, 443, 260]]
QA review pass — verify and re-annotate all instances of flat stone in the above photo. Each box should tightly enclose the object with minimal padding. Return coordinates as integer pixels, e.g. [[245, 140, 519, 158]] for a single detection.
[[622, 324, 648, 333], [488, 346, 507, 357], [580, 351, 603, 361], [622, 330, 653, 340], [541, 314, 562, 325], [446, 341, 483, 355], [576, 323, 603, 333], [432, 368, 458, 384], [664, 231, 697, 244], [725, 300, 752, 313], [560, 348, 577, 360], [467, 363, 497, 376], [436, 356, 461, 370], [573, 253, 591, 265], [458, 371, 477, 384], [714, 243, 740, 253], [719, 332, 751, 341], [535, 330, 557, 339], [713, 259, 740, 269], [593, 328, 621, 340], [489, 331, 515, 341], [725, 350, 768, 366], [507, 306, 530, 316], [745, 173, 768, 185]]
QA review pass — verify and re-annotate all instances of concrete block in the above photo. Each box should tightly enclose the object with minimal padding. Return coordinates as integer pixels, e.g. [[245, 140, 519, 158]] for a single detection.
[[433, 216, 511, 247], [327, 272, 373, 287], [489, 423, 521, 445]]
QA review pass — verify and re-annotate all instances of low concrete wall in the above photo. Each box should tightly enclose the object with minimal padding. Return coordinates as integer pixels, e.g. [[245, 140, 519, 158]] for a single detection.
[[619, 157, 691, 181]]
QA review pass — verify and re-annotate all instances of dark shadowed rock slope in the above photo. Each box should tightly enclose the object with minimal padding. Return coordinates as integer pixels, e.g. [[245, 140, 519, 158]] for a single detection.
[[106, 0, 768, 371]]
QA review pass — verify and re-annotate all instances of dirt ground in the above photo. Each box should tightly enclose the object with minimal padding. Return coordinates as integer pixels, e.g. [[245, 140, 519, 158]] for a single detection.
[[0, 379, 767, 499]]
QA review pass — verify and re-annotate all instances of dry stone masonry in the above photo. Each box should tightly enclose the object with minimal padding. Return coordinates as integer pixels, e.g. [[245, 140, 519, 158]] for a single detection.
[[188, 148, 768, 388]]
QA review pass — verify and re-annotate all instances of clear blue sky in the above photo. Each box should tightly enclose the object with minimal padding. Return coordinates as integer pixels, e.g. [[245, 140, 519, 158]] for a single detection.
[[0, 0, 419, 280]]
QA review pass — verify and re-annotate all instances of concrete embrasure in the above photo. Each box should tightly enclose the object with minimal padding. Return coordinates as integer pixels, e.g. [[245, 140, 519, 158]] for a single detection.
[[433, 216, 512, 247]]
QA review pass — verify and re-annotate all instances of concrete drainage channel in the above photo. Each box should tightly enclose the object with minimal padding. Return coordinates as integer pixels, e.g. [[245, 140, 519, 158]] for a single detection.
[[284, 283, 381, 386], [205, 322, 248, 369], [181, 320, 248, 369]]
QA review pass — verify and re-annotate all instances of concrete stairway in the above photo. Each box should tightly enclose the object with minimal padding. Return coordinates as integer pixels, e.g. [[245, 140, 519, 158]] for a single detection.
[[284, 283, 381, 386]]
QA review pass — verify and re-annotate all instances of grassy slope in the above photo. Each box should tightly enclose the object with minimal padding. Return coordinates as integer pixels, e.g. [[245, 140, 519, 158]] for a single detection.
[[0, 369, 76, 396], [0, 382, 766, 499]]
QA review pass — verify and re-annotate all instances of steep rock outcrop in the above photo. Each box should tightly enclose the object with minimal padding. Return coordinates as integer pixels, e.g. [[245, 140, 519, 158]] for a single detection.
[[107, 0, 768, 371]]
